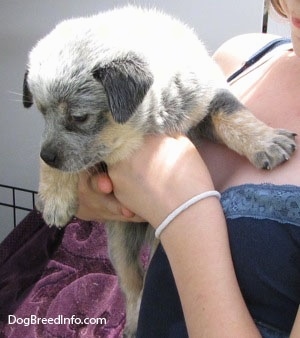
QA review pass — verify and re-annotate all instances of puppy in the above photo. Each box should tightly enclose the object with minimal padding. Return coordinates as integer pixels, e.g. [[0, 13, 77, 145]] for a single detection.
[[23, 6, 296, 337]]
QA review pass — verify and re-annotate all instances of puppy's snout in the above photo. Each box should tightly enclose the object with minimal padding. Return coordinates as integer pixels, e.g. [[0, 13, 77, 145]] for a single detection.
[[40, 147, 60, 168]]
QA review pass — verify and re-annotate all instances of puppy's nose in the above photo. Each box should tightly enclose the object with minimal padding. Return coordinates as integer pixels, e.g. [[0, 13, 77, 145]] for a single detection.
[[40, 148, 60, 168]]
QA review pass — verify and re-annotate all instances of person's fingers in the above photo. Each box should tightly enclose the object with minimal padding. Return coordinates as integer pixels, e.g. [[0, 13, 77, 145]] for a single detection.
[[77, 170, 144, 222], [96, 173, 114, 194]]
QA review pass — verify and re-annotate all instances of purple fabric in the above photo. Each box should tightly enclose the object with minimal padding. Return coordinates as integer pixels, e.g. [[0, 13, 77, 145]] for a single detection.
[[0, 210, 125, 337]]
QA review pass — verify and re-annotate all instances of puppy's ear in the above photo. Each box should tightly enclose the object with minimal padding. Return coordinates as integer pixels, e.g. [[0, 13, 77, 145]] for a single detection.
[[92, 53, 153, 123], [23, 70, 33, 108]]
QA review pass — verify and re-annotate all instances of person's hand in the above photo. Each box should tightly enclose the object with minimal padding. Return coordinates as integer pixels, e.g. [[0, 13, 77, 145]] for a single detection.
[[76, 170, 144, 222], [108, 134, 215, 228]]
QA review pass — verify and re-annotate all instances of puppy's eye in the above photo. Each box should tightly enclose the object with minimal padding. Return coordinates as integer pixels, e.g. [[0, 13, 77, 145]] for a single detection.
[[72, 114, 88, 123]]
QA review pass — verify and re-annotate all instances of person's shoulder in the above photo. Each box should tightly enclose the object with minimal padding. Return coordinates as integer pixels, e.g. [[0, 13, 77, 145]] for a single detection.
[[213, 33, 282, 78]]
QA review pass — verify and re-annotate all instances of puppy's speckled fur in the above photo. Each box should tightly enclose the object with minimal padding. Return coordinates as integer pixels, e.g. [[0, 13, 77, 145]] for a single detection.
[[23, 6, 296, 337]]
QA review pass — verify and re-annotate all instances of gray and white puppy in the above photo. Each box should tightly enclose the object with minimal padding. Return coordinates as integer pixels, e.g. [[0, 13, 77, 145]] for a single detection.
[[23, 6, 296, 337]]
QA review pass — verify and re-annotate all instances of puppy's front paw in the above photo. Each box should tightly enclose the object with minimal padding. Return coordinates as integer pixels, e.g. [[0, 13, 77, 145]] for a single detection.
[[39, 195, 77, 227], [250, 129, 296, 170]]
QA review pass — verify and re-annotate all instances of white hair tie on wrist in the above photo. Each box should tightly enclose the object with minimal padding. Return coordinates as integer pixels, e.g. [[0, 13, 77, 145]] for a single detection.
[[155, 190, 221, 239]]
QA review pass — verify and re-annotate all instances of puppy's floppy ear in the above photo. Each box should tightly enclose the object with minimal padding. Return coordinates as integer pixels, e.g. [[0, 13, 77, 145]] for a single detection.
[[23, 70, 33, 108], [92, 53, 153, 124]]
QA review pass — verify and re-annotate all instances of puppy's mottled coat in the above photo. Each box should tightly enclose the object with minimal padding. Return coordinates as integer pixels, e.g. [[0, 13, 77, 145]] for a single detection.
[[23, 6, 296, 337]]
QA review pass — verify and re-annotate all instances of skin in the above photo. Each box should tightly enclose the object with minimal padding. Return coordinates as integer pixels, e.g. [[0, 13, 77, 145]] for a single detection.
[[78, 171, 142, 222], [279, 0, 300, 55], [77, 1, 300, 335]]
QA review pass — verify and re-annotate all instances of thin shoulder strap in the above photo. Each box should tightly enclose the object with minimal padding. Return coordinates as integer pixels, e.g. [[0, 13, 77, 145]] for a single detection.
[[227, 37, 292, 83]]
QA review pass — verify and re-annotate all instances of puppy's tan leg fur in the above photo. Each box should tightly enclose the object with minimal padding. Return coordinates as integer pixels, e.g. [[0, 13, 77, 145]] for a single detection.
[[106, 222, 146, 337], [193, 89, 296, 170], [38, 160, 78, 226], [212, 109, 296, 169]]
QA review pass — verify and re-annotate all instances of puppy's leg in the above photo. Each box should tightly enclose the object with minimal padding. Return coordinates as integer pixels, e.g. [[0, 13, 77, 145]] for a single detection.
[[106, 221, 148, 338], [38, 160, 78, 226], [194, 89, 297, 169]]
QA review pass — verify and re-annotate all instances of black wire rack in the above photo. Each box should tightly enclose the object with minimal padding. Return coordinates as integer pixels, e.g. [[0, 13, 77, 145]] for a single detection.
[[0, 184, 38, 227]]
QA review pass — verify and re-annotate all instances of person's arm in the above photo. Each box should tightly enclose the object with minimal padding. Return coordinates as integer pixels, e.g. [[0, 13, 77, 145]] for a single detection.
[[159, 192, 259, 337], [108, 135, 261, 337], [290, 307, 300, 338]]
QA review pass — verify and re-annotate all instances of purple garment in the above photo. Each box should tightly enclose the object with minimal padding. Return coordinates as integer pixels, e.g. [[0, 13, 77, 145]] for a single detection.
[[0, 210, 125, 337]]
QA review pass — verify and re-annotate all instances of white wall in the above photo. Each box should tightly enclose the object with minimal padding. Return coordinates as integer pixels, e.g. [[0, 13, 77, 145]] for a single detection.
[[0, 0, 264, 238]]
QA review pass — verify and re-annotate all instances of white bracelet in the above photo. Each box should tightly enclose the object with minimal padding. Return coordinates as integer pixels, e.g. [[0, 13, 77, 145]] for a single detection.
[[154, 190, 221, 239]]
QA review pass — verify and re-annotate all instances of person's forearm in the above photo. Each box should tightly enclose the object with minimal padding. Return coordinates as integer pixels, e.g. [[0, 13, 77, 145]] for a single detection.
[[290, 307, 300, 338], [159, 197, 261, 338], [108, 135, 261, 336]]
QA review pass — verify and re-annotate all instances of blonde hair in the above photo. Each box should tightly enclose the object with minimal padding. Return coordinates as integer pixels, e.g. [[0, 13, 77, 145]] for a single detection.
[[270, 0, 287, 18]]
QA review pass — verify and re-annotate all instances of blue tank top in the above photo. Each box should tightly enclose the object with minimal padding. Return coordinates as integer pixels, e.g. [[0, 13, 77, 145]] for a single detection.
[[223, 184, 300, 335], [137, 184, 300, 338]]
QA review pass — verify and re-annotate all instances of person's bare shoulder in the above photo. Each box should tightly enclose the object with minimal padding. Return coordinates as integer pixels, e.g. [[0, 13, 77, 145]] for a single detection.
[[213, 33, 281, 77]]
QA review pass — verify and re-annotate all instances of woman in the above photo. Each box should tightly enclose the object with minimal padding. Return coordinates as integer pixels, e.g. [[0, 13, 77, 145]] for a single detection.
[[77, 0, 300, 336]]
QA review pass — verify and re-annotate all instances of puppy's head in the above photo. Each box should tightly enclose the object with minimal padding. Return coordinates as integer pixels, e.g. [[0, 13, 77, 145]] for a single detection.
[[23, 20, 153, 172]]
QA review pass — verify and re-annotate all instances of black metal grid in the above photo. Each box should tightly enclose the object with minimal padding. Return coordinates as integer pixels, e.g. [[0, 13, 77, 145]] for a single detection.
[[0, 184, 37, 227]]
